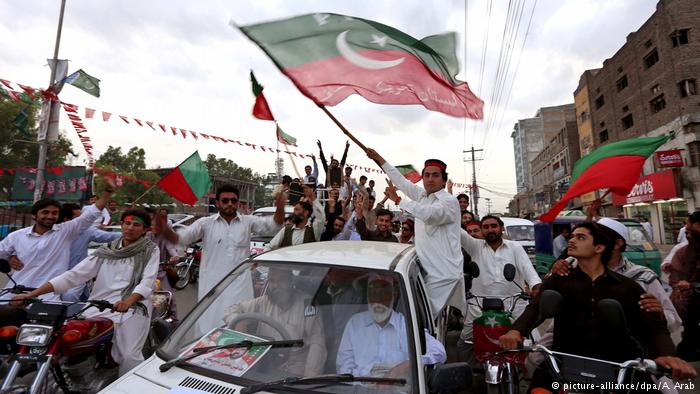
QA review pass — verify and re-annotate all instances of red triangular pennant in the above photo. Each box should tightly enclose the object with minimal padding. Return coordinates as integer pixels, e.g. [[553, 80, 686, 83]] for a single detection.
[[85, 108, 96, 119], [146, 121, 155, 130], [133, 119, 144, 127], [119, 115, 130, 124], [102, 112, 112, 121]]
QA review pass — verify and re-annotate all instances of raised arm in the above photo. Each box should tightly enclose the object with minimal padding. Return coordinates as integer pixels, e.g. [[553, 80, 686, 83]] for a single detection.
[[340, 141, 349, 167], [366, 148, 424, 201], [317, 140, 329, 172], [62, 176, 116, 237], [399, 194, 458, 226]]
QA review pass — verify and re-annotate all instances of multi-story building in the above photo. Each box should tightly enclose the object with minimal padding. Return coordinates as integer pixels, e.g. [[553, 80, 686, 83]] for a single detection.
[[573, 0, 700, 243], [510, 104, 577, 216]]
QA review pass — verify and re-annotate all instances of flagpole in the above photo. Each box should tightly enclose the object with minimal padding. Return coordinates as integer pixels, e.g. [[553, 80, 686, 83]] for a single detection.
[[283, 143, 303, 179], [131, 184, 158, 206], [34, 0, 67, 203], [318, 105, 368, 152]]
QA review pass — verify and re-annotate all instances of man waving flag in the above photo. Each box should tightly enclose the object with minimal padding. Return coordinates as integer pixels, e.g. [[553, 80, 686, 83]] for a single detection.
[[235, 13, 483, 119]]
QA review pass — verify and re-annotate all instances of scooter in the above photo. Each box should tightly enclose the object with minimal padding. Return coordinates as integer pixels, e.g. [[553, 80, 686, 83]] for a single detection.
[[467, 263, 533, 394], [173, 244, 200, 290]]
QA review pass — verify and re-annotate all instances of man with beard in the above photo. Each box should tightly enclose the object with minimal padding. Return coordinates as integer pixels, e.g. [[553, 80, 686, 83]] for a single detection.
[[15, 209, 159, 376], [268, 186, 325, 249], [457, 215, 541, 365], [367, 148, 463, 317], [318, 140, 349, 188], [355, 194, 398, 242], [668, 211, 700, 360], [321, 216, 351, 241], [224, 267, 326, 376], [0, 176, 114, 299], [337, 274, 446, 379]]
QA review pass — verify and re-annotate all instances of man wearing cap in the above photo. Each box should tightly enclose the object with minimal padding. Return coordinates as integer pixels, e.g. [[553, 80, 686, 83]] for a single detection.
[[367, 148, 463, 316], [550, 218, 681, 334]]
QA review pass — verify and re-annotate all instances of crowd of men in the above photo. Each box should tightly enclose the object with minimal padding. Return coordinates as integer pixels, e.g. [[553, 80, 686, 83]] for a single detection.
[[1, 139, 699, 386]]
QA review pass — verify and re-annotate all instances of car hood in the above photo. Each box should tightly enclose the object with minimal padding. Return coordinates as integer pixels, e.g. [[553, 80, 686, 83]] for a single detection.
[[100, 355, 247, 394]]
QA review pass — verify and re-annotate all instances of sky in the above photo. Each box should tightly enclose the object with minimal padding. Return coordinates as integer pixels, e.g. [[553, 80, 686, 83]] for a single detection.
[[0, 0, 659, 212]]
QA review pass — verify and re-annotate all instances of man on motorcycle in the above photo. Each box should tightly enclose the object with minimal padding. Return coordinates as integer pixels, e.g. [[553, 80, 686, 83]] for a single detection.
[[499, 222, 696, 389], [457, 215, 542, 365], [0, 176, 115, 300], [14, 208, 160, 376]]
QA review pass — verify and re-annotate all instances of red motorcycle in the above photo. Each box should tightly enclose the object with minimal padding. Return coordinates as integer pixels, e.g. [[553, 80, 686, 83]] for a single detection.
[[0, 299, 122, 394]]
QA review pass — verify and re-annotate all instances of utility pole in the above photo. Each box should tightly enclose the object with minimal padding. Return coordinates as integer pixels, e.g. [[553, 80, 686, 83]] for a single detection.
[[33, 0, 67, 202], [463, 146, 483, 216], [485, 198, 492, 214]]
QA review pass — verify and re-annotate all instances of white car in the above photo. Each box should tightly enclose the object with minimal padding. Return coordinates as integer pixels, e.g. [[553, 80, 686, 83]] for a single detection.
[[100, 241, 471, 394], [500, 217, 536, 262]]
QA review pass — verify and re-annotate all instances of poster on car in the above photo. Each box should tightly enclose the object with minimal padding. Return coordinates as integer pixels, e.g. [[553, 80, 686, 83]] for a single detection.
[[180, 328, 271, 376]]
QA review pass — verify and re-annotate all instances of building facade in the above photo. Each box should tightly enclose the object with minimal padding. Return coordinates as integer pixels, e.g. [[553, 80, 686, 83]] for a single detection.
[[573, 0, 700, 243]]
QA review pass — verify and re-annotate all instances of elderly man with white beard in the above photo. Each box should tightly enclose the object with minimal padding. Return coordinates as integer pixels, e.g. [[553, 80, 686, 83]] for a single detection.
[[336, 274, 446, 379]]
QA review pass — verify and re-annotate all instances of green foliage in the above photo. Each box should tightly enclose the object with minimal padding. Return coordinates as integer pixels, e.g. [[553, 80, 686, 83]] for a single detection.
[[95, 146, 172, 205], [0, 97, 74, 200], [204, 154, 268, 206]]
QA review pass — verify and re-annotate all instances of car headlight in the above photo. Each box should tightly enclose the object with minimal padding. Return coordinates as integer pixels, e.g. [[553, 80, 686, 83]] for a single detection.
[[17, 325, 53, 347]]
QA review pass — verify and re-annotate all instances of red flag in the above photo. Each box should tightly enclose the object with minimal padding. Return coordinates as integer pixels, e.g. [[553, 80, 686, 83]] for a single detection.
[[250, 71, 275, 121], [170, 127, 177, 136]]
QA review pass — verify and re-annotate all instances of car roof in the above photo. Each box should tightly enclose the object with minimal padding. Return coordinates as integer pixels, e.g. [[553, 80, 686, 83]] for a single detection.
[[253, 241, 414, 271], [253, 206, 295, 214]]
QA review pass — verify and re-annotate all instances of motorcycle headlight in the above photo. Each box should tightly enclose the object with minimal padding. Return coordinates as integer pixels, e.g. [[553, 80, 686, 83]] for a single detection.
[[186, 247, 194, 254], [17, 325, 53, 347]]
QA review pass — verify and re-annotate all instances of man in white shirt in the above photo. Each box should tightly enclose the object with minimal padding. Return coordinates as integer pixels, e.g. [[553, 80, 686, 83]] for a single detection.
[[552, 227, 571, 258], [303, 156, 319, 185], [83, 194, 112, 227], [367, 148, 464, 317], [268, 186, 325, 250], [0, 177, 115, 300], [15, 208, 159, 376], [160, 183, 285, 332], [337, 274, 446, 380], [457, 215, 541, 365]]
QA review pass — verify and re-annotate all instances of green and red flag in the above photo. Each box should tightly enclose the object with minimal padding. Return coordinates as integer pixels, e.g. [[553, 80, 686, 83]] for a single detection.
[[237, 13, 483, 119], [250, 71, 275, 121], [276, 124, 297, 146], [396, 164, 421, 184], [540, 134, 673, 222], [156, 151, 212, 206]]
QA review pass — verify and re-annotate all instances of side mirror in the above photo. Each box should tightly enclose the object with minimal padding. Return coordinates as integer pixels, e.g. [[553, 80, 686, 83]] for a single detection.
[[538, 289, 563, 320], [503, 263, 516, 282], [0, 259, 11, 274], [597, 298, 629, 334], [466, 261, 480, 279], [428, 362, 472, 394]]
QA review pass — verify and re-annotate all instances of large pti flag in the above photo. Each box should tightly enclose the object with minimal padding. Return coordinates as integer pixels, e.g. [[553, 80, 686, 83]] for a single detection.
[[540, 134, 672, 222], [157, 151, 212, 206], [65, 69, 101, 97], [276, 124, 297, 146], [237, 13, 484, 119]]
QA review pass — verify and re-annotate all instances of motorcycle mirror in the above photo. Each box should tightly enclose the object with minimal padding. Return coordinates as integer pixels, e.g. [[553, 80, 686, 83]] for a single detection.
[[503, 264, 516, 282], [538, 289, 563, 320], [597, 298, 629, 334], [0, 259, 11, 274], [467, 261, 480, 279]]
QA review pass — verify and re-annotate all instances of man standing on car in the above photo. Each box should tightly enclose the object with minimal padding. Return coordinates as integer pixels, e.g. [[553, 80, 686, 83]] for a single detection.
[[367, 148, 463, 317], [159, 183, 285, 331]]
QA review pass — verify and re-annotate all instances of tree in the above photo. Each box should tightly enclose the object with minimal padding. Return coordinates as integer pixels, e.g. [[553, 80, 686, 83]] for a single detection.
[[0, 96, 74, 200], [204, 154, 268, 206], [95, 146, 172, 206]]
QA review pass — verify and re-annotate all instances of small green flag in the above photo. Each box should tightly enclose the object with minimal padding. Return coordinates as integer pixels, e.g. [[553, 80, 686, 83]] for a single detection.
[[276, 124, 297, 146], [65, 69, 100, 97]]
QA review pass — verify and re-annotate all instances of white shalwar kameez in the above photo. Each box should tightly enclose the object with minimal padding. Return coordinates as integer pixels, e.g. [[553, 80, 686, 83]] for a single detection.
[[176, 213, 281, 333], [49, 241, 159, 376], [382, 163, 465, 316]]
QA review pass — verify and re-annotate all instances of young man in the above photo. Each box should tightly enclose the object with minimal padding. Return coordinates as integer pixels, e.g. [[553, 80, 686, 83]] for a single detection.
[[500, 222, 696, 386], [303, 156, 319, 185], [356, 201, 398, 242], [318, 140, 349, 188], [0, 176, 115, 299], [108, 200, 121, 225], [268, 186, 325, 249], [15, 209, 159, 376], [465, 221, 483, 239], [399, 219, 415, 244], [457, 193, 470, 213], [367, 148, 463, 316]]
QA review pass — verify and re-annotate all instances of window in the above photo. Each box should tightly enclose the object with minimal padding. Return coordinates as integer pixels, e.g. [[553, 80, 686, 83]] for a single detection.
[[595, 95, 605, 109], [580, 111, 589, 122], [650, 94, 666, 113], [644, 49, 659, 69], [644, 39, 653, 48], [617, 66, 624, 73], [679, 79, 697, 97], [670, 29, 689, 47], [599, 129, 609, 143], [622, 114, 634, 129], [689, 141, 700, 167], [599, 121, 606, 127], [622, 105, 629, 112], [616, 75, 628, 91], [650, 84, 661, 94]]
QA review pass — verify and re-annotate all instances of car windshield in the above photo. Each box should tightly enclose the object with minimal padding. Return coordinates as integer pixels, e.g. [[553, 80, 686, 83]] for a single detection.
[[626, 224, 656, 251], [506, 225, 534, 241], [158, 260, 417, 393]]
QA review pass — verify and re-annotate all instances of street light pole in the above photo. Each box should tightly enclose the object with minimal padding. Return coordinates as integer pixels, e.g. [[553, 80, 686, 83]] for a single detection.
[[33, 0, 67, 203]]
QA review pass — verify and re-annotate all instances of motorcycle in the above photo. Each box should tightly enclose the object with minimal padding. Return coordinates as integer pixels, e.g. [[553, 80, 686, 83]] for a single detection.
[[142, 267, 176, 358], [467, 263, 533, 394], [173, 244, 200, 290], [0, 259, 33, 377]]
